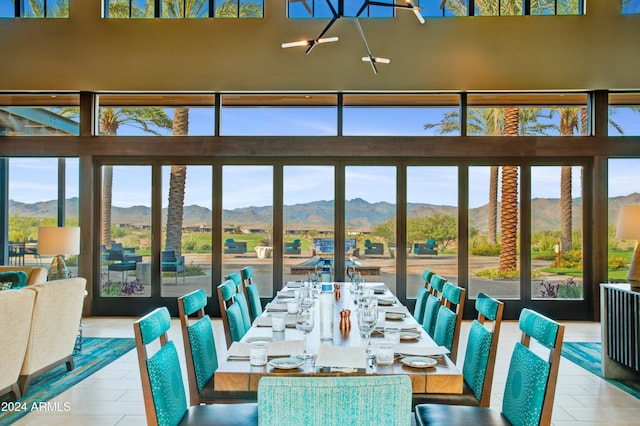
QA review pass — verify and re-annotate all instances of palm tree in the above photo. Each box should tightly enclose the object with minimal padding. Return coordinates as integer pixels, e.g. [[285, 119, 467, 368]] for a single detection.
[[165, 108, 188, 256], [18, 0, 68, 17], [99, 108, 172, 246], [498, 107, 519, 272]]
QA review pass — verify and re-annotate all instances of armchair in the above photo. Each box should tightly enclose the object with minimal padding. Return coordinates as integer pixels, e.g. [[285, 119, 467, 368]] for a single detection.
[[414, 238, 439, 256], [224, 238, 247, 256], [364, 239, 384, 256], [284, 239, 301, 256], [162, 250, 185, 285]]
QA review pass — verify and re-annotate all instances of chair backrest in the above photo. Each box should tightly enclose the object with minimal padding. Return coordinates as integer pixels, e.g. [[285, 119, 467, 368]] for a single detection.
[[225, 272, 252, 330], [161, 250, 176, 262], [133, 307, 188, 426], [422, 268, 434, 286], [217, 279, 248, 348], [177, 289, 218, 407], [421, 293, 441, 337], [501, 308, 564, 426], [413, 286, 428, 325], [258, 375, 412, 426], [461, 292, 504, 407], [240, 266, 263, 321], [433, 282, 465, 362], [429, 274, 446, 295]]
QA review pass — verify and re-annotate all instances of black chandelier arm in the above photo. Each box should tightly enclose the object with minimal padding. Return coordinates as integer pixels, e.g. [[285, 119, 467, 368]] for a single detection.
[[325, 0, 340, 18], [353, 18, 378, 74], [306, 14, 341, 53], [365, 1, 414, 11]]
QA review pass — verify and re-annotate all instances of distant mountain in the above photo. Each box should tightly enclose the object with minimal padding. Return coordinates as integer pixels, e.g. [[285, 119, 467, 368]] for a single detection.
[[9, 193, 640, 233]]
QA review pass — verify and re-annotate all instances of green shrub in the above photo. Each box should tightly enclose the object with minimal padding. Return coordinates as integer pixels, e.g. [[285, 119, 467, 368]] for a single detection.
[[608, 256, 628, 270], [200, 243, 212, 251], [475, 267, 519, 280], [470, 244, 501, 256], [552, 250, 582, 269]]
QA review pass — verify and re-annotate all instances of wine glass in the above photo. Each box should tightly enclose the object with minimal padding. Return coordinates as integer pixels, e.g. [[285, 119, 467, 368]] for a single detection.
[[358, 297, 378, 359], [299, 284, 314, 310], [296, 308, 314, 360]]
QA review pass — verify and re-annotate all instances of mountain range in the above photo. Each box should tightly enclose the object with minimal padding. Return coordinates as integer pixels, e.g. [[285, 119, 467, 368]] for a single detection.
[[9, 193, 640, 233]]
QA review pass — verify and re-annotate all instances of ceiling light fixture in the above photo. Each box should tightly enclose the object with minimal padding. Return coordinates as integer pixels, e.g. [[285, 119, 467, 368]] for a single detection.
[[282, 0, 431, 74]]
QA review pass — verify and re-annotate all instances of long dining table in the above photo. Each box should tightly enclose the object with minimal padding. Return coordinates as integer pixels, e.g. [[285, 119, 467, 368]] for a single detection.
[[214, 281, 463, 396]]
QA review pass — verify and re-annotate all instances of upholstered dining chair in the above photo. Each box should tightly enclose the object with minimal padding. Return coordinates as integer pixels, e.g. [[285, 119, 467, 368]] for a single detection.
[[225, 272, 252, 331], [422, 274, 448, 338], [133, 307, 258, 426], [258, 375, 412, 426], [415, 308, 565, 426], [432, 281, 466, 363], [177, 289, 255, 406], [414, 292, 504, 408], [413, 268, 435, 325], [240, 266, 263, 321], [217, 279, 249, 348]]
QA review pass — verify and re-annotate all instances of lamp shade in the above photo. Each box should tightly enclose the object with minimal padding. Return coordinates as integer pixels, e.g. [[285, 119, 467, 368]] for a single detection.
[[615, 205, 640, 240], [38, 227, 80, 255]]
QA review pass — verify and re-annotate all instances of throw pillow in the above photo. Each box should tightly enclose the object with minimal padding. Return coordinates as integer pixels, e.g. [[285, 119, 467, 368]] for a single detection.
[[0, 270, 29, 290]]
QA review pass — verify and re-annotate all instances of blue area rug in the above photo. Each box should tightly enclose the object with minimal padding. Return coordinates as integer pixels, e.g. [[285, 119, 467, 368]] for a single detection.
[[561, 342, 640, 399], [0, 337, 135, 424]]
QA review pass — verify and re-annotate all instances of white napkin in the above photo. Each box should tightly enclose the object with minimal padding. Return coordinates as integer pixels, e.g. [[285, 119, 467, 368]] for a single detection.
[[254, 314, 297, 328], [227, 340, 305, 359], [266, 303, 288, 312], [315, 344, 368, 369], [394, 344, 450, 357], [285, 281, 304, 288]]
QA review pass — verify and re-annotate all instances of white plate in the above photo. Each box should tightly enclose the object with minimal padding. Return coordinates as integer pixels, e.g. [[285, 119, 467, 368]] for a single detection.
[[385, 312, 406, 321], [268, 357, 304, 370], [400, 331, 421, 341], [377, 297, 395, 306], [245, 336, 274, 343], [401, 356, 437, 369]]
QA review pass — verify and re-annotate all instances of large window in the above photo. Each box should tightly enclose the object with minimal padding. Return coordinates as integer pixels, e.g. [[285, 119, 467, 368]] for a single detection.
[[422, 0, 583, 17], [288, 0, 396, 18], [104, 0, 263, 18], [622, 0, 640, 14], [407, 166, 458, 298], [97, 94, 215, 136], [0, 94, 79, 136], [0, 0, 69, 17], [609, 93, 640, 136]]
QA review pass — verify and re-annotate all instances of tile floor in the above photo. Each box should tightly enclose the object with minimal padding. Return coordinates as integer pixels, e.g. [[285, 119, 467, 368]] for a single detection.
[[11, 318, 640, 426]]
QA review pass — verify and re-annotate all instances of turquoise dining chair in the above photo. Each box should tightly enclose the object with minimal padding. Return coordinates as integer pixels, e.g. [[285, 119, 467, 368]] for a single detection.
[[240, 266, 263, 321], [177, 289, 254, 406], [258, 375, 412, 426], [414, 292, 504, 408], [133, 307, 257, 426], [415, 308, 564, 426], [225, 271, 252, 331], [217, 279, 249, 348], [413, 269, 435, 325], [432, 282, 465, 363]]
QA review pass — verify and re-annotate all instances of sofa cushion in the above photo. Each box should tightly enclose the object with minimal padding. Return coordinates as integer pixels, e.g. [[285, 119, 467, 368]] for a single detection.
[[0, 271, 29, 290]]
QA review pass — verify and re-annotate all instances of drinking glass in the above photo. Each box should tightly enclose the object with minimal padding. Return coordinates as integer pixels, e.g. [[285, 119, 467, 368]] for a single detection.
[[299, 285, 314, 310], [296, 308, 314, 360], [358, 298, 378, 359]]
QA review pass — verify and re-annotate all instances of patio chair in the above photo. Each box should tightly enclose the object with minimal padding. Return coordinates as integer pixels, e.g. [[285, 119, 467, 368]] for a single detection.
[[364, 239, 384, 256], [415, 308, 564, 426], [162, 250, 185, 285], [414, 292, 504, 408], [217, 279, 249, 348], [284, 239, 301, 256], [432, 282, 465, 363], [224, 238, 247, 256], [240, 266, 263, 321], [177, 289, 255, 406], [133, 307, 258, 426], [414, 238, 439, 256], [258, 375, 412, 426]]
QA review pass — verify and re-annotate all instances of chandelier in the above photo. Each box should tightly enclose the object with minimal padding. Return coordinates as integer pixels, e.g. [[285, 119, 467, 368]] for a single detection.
[[282, 0, 444, 74]]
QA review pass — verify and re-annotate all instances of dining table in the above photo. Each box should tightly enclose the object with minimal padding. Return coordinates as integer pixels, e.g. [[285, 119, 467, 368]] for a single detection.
[[214, 281, 463, 396]]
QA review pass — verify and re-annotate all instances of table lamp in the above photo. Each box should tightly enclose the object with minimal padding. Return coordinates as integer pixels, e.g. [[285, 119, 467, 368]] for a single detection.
[[38, 226, 80, 281], [615, 205, 640, 289]]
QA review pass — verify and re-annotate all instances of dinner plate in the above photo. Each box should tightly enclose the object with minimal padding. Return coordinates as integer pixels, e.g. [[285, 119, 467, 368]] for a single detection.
[[385, 312, 406, 321], [245, 336, 274, 344], [401, 356, 437, 369], [268, 357, 304, 370], [377, 297, 395, 306], [399, 331, 421, 341]]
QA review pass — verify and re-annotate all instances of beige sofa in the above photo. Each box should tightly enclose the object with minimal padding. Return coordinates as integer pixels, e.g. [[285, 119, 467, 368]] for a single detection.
[[0, 277, 87, 399], [0, 266, 48, 285], [0, 288, 36, 400]]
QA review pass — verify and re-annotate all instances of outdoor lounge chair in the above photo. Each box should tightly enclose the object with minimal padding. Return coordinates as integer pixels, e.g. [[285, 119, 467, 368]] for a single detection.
[[414, 238, 438, 256], [224, 238, 247, 256], [162, 250, 185, 285], [284, 239, 301, 256], [364, 239, 384, 256]]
